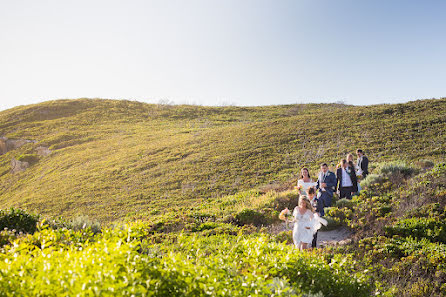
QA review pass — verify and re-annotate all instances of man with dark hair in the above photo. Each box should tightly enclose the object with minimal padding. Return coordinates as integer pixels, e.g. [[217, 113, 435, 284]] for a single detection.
[[307, 187, 323, 248], [356, 149, 369, 178], [316, 163, 336, 209]]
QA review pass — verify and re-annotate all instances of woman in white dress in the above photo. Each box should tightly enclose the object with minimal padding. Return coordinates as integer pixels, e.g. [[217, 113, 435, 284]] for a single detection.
[[296, 167, 317, 195], [292, 195, 326, 250]]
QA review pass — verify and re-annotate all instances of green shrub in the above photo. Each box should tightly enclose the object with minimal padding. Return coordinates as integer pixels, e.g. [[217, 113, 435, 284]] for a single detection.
[[335, 198, 356, 210], [16, 154, 40, 165], [41, 216, 72, 230], [415, 159, 435, 169], [362, 236, 446, 295], [200, 224, 239, 236], [275, 230, 293, 244], [68, 215, 101, 233], [385, 217, 446, 243], [360, 174, 385, 189], [235, 209, 269, 227], [325, 207, 353, 225], [0, 228, 372, 296], [378, 161, 418, 178], [270, 191, 299, 212], [0, 208, 39, 234], [404, 203, 445, 219], [0, 229, 17, 247], [192, 221, 220, 232], [222, 214, 237, 224], [190, 222, 240, 235], [320, 216, 342, 231], [375, 205, 392, 217]]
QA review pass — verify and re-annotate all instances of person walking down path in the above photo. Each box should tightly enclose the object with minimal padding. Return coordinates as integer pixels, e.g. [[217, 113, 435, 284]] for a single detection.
[[356, 149, 369, 178], [336, 159, 358, 200], [316, 163, 337, 208], [296, 167, 317, 195], [307, 187, 324, 248], [347, 153, 362, 194], [291, 196, 327, 250]]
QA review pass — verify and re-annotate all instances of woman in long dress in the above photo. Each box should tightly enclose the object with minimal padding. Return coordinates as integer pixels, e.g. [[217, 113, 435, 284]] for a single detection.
[[297, 167, 317, 195], [292, 195, 326, 250]]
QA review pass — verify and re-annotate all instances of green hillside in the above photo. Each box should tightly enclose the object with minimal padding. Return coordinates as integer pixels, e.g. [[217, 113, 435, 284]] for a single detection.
[[1, 98, 446, 296], [0, 98, 445, 222]]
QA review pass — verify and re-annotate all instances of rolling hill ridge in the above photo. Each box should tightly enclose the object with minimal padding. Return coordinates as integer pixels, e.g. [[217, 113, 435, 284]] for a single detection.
[[0, 98, 445, 222]]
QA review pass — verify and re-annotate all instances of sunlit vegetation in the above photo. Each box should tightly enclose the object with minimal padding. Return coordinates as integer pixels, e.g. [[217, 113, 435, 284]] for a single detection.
[[0, 98, 445, 295], [0, 98, 444, 223], [0, 222, 372, 296], [324, 163, 446, 296]]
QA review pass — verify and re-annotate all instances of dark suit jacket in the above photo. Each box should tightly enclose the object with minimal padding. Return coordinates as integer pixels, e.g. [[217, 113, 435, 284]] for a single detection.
[[336, 166, 358, 192], [316, 171, 337, 196], [358, 156, 369, 177], [312, 197, 325, 216]]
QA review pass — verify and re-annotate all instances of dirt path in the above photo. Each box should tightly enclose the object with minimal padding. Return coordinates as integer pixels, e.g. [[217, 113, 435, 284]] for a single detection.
[[269, 222, 352, 248]]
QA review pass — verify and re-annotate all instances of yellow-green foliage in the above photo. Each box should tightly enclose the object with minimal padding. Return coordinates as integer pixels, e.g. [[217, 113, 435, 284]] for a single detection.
[[0, 224, 372, 296], [0, 98, 445, 223], [328, 163, 446, 296]]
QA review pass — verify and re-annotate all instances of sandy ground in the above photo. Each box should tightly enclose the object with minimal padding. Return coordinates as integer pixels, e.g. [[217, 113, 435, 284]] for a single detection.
[[269, 221, 352, 248]]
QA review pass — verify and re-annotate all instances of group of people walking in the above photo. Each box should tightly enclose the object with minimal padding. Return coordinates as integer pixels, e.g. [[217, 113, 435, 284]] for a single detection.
[[279, 149, 369, 250]]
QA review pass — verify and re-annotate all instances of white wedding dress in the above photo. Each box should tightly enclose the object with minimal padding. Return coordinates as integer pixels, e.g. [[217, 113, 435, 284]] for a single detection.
[[292, 208, 327, 246], [297, 179, 317, 194]]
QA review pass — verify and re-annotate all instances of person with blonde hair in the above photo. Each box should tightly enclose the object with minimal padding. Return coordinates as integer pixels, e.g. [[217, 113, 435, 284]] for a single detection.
[[346, 153, 355, 167], [291, 195, 326, 250]]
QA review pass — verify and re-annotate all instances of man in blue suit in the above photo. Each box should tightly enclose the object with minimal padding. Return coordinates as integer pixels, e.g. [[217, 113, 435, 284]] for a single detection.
[[316, 163, 337, 211]]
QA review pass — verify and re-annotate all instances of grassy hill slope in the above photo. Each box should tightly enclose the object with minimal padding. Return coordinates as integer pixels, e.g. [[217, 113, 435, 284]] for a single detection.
[[0, 98, 445, 222]]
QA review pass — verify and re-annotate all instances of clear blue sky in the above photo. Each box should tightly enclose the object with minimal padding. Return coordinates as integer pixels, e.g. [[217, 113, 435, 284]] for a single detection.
[[1, 0, 445, 111]]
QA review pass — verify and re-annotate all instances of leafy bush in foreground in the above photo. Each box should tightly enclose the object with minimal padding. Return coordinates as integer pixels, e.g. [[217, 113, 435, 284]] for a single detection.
[[351, 236, 446, 296], [0, 225, 372, 296]]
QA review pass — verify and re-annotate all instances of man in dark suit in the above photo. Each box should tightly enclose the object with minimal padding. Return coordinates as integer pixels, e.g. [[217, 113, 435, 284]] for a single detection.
[[356, 149, 369, 178], [316, 163, 337, 209], [336, 159, 358, 200]]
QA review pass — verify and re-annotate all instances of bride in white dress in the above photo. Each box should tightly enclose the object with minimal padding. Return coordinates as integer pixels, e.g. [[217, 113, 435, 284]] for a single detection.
[[292, 195, 326, 250]]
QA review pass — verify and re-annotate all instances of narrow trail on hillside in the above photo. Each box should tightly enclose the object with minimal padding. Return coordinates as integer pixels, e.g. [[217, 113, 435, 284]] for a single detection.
[[269, 222, 352, 248]]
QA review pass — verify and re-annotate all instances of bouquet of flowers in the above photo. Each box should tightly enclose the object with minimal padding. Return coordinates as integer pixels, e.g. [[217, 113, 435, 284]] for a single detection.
[[279, 208, 293, 221], [295, 184, 304, 195]]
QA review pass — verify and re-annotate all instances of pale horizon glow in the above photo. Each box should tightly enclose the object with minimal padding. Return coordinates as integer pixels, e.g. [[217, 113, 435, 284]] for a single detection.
[[1, 0, 445, 111]]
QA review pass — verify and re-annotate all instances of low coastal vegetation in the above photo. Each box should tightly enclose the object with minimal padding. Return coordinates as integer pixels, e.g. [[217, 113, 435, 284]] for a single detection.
[[0, 98, 445, 295], [0, 161, 445, 295]]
